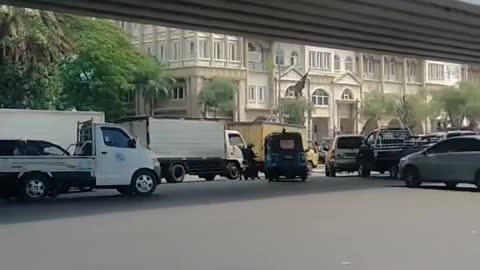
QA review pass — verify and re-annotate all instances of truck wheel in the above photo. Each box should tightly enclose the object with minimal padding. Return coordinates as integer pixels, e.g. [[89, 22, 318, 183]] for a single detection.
[[20, 173, 49, 201], [403, 167, 421, 188], [131, 170, 157, 196], [166, 164, 186, 183], [226, 162, 240, 179]]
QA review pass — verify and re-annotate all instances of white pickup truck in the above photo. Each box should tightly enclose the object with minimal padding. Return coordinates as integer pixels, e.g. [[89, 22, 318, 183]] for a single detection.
[[0, 120, 161, 201]]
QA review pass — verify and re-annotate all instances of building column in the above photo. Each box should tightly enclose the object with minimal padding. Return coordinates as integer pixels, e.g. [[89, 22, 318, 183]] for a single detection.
[[403, 58, 408, 96], [180, 30, 185, 63], [152, 26, 158, 58], [139, 24, 145, 51], [380, 55, 385, 94], [329, 85, 336, 137], [359, 53, 364, 82], [224, 35, 229, 67], [239, 37, 245, 68], [190, 76, 204, 118], [166, 28, 171, 61], [237, 79, 247, 121], [194, 32, 199, 64], [209, 33, 215, 66]]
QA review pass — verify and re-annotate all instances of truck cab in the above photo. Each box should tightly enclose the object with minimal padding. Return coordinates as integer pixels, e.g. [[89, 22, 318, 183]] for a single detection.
[[225, 130, 247, 176], [76, 122, 161, 188]]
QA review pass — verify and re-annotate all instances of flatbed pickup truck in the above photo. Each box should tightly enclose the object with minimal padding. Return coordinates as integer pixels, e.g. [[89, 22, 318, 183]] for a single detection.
[[357, 127, 426, 178], [0, 120, 160, 201]]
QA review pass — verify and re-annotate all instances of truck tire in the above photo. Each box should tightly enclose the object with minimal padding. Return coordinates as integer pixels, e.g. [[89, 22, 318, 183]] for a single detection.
[[131, 170, 157, 196], [20, 173, 50, 201], [403, 166, 421, 188], [226, 162, 241, 180], [166, 164, 186, 183]]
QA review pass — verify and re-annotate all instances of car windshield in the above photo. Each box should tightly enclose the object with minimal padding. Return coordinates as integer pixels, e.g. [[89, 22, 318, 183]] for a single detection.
[[337, 137, 363, 149]]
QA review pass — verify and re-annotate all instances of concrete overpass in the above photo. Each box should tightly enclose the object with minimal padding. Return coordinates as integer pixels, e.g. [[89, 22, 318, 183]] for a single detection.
[[6, 0, 480, 63]]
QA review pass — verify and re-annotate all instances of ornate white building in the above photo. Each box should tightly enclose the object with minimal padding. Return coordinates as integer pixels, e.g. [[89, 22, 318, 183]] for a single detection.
[[118, 22, 480, 140]]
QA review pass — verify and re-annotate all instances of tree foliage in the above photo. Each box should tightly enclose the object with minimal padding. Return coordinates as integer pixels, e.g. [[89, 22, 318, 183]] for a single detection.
[[360, 90, 395, 120], [280, 97, 314, 125], [59, 18, 171, 119], [198, 77, 237, 118], [0, 6, 73, 66], [0, 62, 62, 109], [431, 81, 480, 128], [0, 6, 73, 109]]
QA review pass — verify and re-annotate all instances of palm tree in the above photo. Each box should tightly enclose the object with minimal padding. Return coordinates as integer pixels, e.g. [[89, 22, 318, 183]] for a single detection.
[[0, 5, 74, 65]]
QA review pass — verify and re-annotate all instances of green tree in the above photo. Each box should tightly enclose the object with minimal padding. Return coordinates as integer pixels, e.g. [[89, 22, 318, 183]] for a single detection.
[[198, 77, 237, 118], [0, 6, 73, 66], [60, 18, 172, 119], [431, 81, 480, 128], [280, 98, 314, 125], [360, 90, 395, 121], [0, 62, 62, 109], [0, 6, 73, 109]]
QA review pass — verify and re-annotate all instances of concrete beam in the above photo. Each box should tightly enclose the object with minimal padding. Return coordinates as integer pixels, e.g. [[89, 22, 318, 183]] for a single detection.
[[6, 0, 480, 63]]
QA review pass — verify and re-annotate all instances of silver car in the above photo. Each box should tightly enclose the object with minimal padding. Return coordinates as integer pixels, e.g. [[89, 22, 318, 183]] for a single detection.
[[325, 135, 363, 177], [398, 135, 480, 189]]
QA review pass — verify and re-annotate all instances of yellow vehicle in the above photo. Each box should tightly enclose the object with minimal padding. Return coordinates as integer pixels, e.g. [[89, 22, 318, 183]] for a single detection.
[[226, 122, 318, 171]]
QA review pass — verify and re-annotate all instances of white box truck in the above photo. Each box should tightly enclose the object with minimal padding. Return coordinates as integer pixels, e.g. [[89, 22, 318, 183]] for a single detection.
[[0, 120, 160, 201], [116, 116, 245, 182], [0, 109, 105, 150]]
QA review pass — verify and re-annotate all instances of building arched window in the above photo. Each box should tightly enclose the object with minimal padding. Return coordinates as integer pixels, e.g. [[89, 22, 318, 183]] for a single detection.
[[312, 89, 329, 106], [290, 51, 299, 66], [275, 48, 284, 65], [342, 88, 354, 100], [334, 55, 341, 71], [345, 56, 353, 72]]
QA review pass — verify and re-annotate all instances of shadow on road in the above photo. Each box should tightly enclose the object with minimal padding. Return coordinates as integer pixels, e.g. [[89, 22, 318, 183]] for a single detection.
[[0, 177, 392, 225], [391, 184, 480, 193]]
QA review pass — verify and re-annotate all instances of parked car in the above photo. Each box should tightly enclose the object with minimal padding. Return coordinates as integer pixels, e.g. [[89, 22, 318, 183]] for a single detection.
[[325, 135, 364, 177], [399, 135, 480, 189]]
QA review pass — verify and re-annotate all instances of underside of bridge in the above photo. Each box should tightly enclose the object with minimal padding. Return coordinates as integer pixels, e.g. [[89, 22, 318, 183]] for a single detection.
[[6, 0, 480, 64]]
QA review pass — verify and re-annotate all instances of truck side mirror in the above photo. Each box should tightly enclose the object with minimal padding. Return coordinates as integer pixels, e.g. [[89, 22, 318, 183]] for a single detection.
[[128, 139, 136, 148]]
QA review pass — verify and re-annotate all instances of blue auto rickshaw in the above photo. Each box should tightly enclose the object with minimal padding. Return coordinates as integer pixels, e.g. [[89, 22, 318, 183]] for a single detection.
[[264, 130, 309, 182]]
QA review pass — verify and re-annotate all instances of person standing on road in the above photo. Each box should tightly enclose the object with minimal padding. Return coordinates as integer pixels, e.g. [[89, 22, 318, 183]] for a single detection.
[[242, 143, 259, 180]]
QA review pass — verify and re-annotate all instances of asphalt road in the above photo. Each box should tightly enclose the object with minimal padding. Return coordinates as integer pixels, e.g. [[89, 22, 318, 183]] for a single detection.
[[2, 172, 480, 270]]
